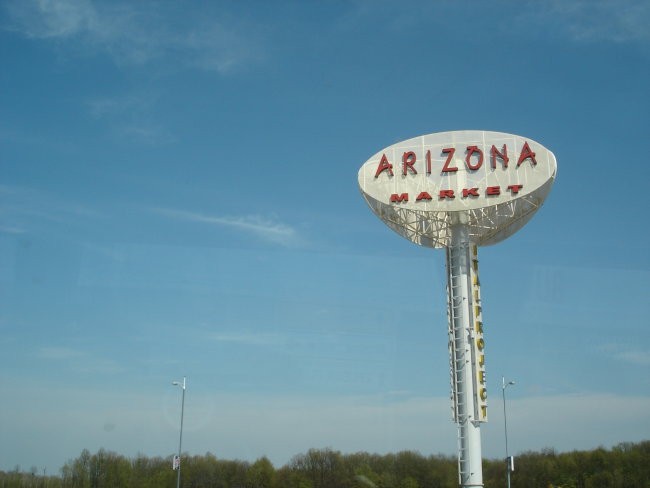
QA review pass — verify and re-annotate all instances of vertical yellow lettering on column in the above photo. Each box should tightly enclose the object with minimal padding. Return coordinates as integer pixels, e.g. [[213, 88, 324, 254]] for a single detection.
[[470, 244, 488, 422]]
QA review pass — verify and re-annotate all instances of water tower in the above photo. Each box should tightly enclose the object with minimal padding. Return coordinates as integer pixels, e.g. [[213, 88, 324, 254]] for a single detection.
[[358, 130, 557, 487]]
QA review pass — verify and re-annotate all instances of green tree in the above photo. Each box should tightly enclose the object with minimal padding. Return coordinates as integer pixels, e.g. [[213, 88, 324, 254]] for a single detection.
[[400, 476, 419, 488], [247, 456, 277, 488], [10, 440, 650, 488], [69, 449, 91, 488], [289, 448, 348, 488]]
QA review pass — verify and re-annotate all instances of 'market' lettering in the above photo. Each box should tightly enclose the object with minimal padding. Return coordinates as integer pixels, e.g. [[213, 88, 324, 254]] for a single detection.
[[389, 185, 524, 204]]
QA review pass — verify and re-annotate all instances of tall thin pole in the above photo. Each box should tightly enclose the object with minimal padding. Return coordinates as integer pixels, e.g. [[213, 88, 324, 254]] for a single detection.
[[502, 377, 514, 488], [173, 377, 186, 488]]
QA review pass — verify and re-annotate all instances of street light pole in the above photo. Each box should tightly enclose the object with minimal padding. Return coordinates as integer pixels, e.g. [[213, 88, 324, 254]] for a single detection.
[[502, 376, 515, 488], [172, 377, 186, 488]]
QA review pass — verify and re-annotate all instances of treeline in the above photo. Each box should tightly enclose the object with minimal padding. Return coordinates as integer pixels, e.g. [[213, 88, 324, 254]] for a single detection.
[[1, 440, 649, 488]]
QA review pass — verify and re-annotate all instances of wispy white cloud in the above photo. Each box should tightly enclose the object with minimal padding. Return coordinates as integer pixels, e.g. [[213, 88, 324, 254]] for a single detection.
[[35, 345, 125, 374], [614, 350, 650, 366], [0, 184, 103, 239], [86, 93, 176, 144], [502, 393, 650, 455], [153, 207, 302, 247], [5, 0, 97, 39], [37, 346, 86, 360], [86, 94, 154, 119], [600, 343, 650, 366], [344, 0, 650, 46], [4, 384, 648, 472], [0, 225, 26, 235], [119, 122, 176, 145], [519, 0, 650, 44], [0, 184, 101, 235], [5, 2, 263, 142], [184, 21, 264, 74], [4, 0, 265, 73], [209, 332, 285, 346]]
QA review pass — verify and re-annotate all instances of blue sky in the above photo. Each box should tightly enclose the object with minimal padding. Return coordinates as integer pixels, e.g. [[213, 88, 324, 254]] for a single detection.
[[1, 0, 649, 474]]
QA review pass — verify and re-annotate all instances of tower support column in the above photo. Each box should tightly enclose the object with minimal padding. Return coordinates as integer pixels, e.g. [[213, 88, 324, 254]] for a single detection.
[[446, 223, 483, 487]]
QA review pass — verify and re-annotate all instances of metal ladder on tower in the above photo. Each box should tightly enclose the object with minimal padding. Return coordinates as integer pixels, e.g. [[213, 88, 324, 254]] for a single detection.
[[446, 244, 472, 484]]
